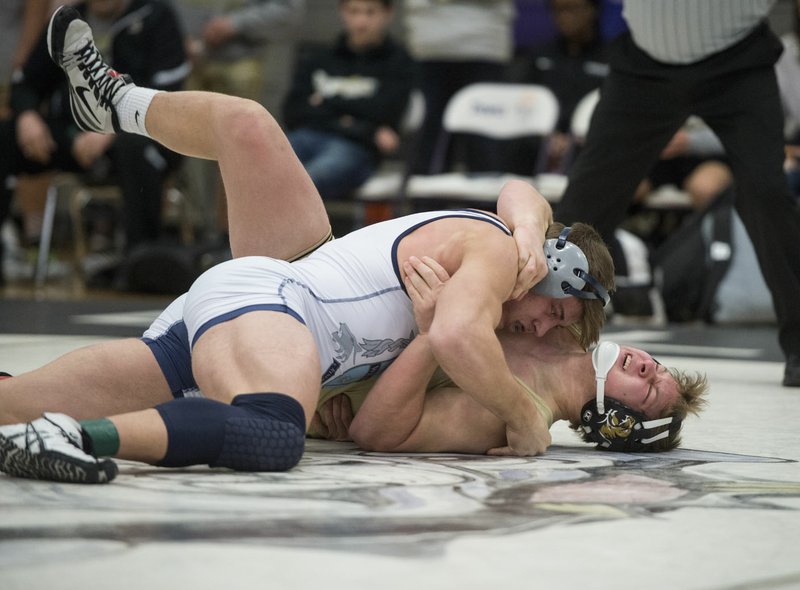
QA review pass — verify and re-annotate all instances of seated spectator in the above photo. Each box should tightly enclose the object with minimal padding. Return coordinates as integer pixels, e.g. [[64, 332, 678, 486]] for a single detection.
[[0, 0, 50, 119], [402, 0, 514, 175], [626, 117, 732, 252], [282, 0, 415, 206], [509, 0, 610, 174], [0, 0, 52, 284], [776, 0, 800, 203], [0, 0, 188, 286], [609, 118, 731, 321], [173, 0, 305, 242], [637, 119, 732, 210], [176, 0, 304, 101]]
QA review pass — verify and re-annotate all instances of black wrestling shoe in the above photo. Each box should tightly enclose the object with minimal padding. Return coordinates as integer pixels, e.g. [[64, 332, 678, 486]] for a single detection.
[[0, 412, 117, 483], [47, 5, 134, 133], [783, 355, 800, 387]]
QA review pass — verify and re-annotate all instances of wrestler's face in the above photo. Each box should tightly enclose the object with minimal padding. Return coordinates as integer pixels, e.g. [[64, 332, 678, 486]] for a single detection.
[[605, 345, 680, 418], [340, 0, 393, 50], [499, 292, 583, 337]]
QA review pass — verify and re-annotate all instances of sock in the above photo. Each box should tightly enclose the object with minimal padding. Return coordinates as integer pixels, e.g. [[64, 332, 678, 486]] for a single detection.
[[116, 87, 162, 138], [80, 418, 120, 457]]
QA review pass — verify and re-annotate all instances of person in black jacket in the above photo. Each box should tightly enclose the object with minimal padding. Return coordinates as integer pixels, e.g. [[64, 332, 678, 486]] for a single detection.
[[282, 0, 415, 202], [0, 0, 189, 284]]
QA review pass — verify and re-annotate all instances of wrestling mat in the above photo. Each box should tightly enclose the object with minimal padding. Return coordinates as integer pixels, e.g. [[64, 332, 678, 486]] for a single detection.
[[0, 297, 798, 590]]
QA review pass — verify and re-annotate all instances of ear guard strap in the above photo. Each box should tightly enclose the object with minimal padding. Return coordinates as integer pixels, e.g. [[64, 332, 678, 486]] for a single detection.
[[533, 226, 610, 306]]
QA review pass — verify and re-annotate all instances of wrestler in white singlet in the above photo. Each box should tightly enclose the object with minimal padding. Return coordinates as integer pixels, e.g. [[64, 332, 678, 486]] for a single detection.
[[143, 210, 511, 397]]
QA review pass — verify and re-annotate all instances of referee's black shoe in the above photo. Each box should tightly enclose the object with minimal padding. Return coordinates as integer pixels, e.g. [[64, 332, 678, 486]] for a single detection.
[[783, 355, 800, 387]]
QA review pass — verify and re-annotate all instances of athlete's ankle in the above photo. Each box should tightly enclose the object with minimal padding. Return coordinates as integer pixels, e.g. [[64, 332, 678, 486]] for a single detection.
[[116, 87, 162, 137]]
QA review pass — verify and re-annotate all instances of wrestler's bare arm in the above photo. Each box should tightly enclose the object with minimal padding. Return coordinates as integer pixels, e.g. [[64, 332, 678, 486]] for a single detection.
[[349, 329, 506, 453], [349, 256, 449, 447], [349, 334, 438, 450], [495, 180, 552, 300], [427, 234, 551, 456], [392, 387, 505, 454]]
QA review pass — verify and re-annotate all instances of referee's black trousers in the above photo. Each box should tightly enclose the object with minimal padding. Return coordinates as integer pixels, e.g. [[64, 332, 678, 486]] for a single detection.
[[556, 23, 800, 358]]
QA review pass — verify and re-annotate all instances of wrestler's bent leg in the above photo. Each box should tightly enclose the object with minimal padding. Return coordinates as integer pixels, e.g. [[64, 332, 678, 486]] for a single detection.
[[137, 312, 321, 471]]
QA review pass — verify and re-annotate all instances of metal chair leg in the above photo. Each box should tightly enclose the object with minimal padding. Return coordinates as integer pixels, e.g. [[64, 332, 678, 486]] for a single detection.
[[34, 183, 58, 288]]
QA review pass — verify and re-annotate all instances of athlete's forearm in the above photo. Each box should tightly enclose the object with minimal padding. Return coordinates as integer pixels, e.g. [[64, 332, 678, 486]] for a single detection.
[[496, 179, 552, 238], [428, 319, 538, 432], [426, 238, 540, 430], [495, 180, 552, 297], [349, 335, 438, 451]]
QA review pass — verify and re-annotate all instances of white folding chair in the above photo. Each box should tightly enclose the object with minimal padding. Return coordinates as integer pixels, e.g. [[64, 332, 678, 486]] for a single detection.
[[405, 83, 559, 207], [570, 88, 600, 141]]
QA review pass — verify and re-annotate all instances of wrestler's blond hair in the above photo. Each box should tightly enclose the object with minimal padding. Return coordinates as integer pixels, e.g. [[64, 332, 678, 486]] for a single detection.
[[547, 222, 614, 349]]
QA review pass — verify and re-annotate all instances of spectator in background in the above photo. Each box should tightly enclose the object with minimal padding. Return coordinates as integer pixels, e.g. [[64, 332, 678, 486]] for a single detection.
[[403, 0, 515, 174], [510, 0, 609, 174], [0, 0, 188, 285], [513, 0, 627, 54], [776, 0, 800, 202], [282, 0, 415, 206], [554, 0, 800, 387], [1, 1, 52, 117], [636, 119, 732, 215], [0, 1, 53, 284], [176, 0, 304, 101], [173, 0, 305, 243]]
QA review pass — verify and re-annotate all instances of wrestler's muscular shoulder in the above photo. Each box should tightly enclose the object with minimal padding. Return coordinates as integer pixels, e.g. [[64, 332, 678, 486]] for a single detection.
[[396, 216, 518, 280]]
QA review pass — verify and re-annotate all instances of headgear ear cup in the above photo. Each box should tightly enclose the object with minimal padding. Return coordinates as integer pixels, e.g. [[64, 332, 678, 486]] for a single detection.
[[533, 226, 610, 306], [591, 341, 620, 414], [580, 397, 680, 451]]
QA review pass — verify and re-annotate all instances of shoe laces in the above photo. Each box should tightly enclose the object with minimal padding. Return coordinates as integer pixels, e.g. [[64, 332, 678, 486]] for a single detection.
[[22, 416, 82, 453], [75, 41, 126, 108]]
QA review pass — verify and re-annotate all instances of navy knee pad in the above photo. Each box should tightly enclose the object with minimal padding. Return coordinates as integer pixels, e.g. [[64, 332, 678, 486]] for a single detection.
[[214, 393, 306, 472], [155, 393, 306, 472]]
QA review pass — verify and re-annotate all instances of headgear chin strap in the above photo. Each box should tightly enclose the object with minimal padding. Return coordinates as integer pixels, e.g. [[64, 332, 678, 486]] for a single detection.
[[533, 226, 610, 306], [580, 341, 681, 452]]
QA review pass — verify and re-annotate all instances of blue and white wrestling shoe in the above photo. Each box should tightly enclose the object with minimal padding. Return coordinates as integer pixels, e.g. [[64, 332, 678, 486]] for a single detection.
[[0, 413, 117, 483], [47, 5, 134, 133]]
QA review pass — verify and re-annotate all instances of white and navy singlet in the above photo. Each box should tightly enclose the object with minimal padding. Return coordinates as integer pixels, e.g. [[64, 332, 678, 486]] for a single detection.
[[142, 209, 511, 397]]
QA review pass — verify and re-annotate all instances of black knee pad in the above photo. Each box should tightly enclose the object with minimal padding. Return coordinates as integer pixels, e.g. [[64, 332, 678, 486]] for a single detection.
[[212, 392, 306, 472]]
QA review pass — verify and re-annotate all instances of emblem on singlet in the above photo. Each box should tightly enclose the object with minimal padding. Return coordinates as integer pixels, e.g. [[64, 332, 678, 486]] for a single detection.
[[360, 332, 414, 358], [326, 324, 415, 386], [332, 324, 414, 363], [332, 323, 361, 363]]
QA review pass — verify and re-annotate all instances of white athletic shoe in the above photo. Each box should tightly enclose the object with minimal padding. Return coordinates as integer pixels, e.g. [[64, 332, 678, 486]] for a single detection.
[[0, 413, 117, 483], [47, 5, 134, 133]]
